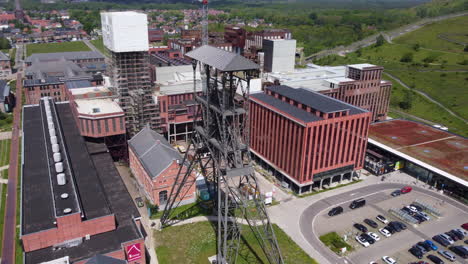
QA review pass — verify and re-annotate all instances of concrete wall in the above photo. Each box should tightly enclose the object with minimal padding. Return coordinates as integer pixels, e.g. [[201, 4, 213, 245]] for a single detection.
[[263, 39, 296, 73], [101, 12, 149, 53]]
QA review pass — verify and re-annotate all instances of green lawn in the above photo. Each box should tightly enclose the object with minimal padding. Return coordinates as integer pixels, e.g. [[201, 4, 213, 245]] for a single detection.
[[394, 16, 468, 53], [0, 139, 11, 167], [0, 170, 8, 256], [151, 200, 212, 220], [319, 232, 353, 255], [90, 38, 109, 56], [155, 221, 317, 264], [26, 41, 91, 57], [314, 15, 468, 137]]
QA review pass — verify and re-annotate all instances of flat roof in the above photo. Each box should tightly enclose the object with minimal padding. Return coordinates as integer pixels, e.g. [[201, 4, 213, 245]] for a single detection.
[[368, 119, 468, 183], [69, 86, 110, 95], [266, 85, 366, 114], [348, 63, 378, 70], [75, 99, 123, 116], [24, 103, 141, 264]]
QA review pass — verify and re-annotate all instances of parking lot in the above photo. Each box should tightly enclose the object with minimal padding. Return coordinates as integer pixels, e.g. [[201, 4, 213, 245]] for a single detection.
[[315, 188, 468, 264]]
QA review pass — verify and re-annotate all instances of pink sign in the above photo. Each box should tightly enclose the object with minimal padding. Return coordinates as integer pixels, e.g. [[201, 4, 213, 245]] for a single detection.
[[126, 243, 142, 261]]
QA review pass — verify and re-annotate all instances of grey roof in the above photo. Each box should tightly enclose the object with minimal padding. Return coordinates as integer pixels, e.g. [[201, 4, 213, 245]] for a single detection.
[[266, 85, 366, 114], [129, 126, 182, 179], [25, 51, 104, 63], [0, 51, 9, 61], [25, 60, 90, 83], [186, 45, 259, 72], [0, 80, 8, 102], [251, 92, 321, 123], [85, 254, 126, 264], [65, 80, 92, 89]]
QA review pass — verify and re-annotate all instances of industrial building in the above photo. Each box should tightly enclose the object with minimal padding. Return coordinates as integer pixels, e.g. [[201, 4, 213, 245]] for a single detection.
[[250, 85, 371, 193], [101, 11, 159, 136], [25, 51, 106, 74], [244, 28, 292, 51], [266, 63, 392, 122], [366, 119, 468, 200], [263, 39, 296, 73], [128, 126, 196, 206], [21, 98, 145, 264]]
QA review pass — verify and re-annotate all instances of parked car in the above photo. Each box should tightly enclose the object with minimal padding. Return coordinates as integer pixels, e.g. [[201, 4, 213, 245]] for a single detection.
[[361, 233, 375, 244], [328, 206, 343, 216], [450, 229, 464, 240], [462, 223, 468, 230], [416, 211, 431, 221], [418, 241, 431, 252], [379, 228, 391, 237], [367, 232, 380, 241], [413, 214, 426, 224], [427, 254, 445, 264], [409, 246, 424, 259], [449, 246, 468, 259], [401, 186, 412, 193], [388, 221, 402, 232], [410, 203, 424, 211], [406, 205, 419, 213], [350, 198, 366, 209], [395, 221, 407, 230], [364, 218, 378, 228], [424, 240, 439, 251], [382, 256, 397, 264], [438, 250, 456, 261], [440, 233, 455, 244], [376, 214, 389, 224], [354, 223, 368, 232], [445, 231, 460, 241], [402, 207, 415, 215], [386, 224, 397, 234], [356, 235, 370, 247], [433, 235, 451, 247], [453, 228, 467, 237], [391, 190, 401, 197]]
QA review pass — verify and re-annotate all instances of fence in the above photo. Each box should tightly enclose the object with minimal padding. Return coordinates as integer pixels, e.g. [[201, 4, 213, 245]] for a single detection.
[[389, 208, 419, 225], [414, 199, 442, 217]]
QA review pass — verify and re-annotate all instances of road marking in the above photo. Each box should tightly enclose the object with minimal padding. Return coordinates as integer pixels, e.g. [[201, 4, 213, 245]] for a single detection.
[[349, 192, 357, 196]]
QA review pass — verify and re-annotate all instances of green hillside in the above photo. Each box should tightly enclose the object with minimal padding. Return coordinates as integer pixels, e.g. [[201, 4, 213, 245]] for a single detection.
[[315, 15, 468, 136]]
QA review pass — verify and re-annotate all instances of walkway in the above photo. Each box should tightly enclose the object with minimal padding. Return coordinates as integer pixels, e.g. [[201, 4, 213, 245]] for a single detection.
[[1, 73, 22, 264], [0, 132, 11, 140], [384, 72, 467, 124], [83, 39, 108, 59]]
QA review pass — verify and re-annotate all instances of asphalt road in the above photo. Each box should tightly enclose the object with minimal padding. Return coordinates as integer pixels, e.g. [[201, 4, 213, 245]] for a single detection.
[[1, 73, 22, 264], [299, 183, 468, 264]]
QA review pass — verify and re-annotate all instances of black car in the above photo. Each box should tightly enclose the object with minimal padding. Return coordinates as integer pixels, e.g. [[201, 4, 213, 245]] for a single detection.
[[364, 218, 378, 228], [354, 223, 368, 232], [433, 235, 451, 247], [415, 244, 428, 254], [446, 231, 460, 241], [328, 206, 343, 216], [389, 221, 402, 232], [450, 229, 465, 240], [349, 199, 366, 209], [413, 214, 425, 224], [395, 221, 407, 230], [386, 224, 397, 234], [428, 254, 445, 264], [411, 203, 424, 211], [402, 207, 415, 215], [418, 241, 432, 252], [449, 246, 468, 259], [409, 246, 424, 259], [391, 190, 401, 196], [361, 233, 375, 244]]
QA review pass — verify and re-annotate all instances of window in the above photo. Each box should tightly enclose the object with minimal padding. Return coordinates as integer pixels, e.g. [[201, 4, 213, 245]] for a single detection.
[[105, 119, 109, 133], [159, 190, 168, 205]]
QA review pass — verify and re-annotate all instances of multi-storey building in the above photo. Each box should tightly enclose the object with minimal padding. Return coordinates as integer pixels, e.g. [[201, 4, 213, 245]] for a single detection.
[[21, 98, 145, 264], [25, 51, 105, 74], [224, 26, 246, 54], [245, 29, 292, 51], [148, 28, 164, 43], [266, 63, 392, 122], [101, 11, 159, 136], [249, 85, 371, 193]]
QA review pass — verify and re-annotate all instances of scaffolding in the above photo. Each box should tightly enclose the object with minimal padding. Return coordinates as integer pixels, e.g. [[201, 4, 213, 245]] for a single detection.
[[108, 51, 159, 136]]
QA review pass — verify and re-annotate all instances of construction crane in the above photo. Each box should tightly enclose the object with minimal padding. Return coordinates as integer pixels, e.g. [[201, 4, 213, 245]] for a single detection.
[[159, 44, 284, 264]]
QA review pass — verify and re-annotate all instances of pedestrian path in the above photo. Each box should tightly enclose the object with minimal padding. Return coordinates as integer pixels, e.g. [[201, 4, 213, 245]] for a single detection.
[[0, 131, 12, 140], [0, 165, 9, 171]]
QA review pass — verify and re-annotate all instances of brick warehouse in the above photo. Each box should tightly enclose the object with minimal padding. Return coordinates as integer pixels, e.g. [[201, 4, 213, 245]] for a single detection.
[[21, 98, 145, 263], [249, 85, 371, 193]]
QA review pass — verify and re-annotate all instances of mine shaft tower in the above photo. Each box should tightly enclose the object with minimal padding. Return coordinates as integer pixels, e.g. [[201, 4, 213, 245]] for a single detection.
[[160, 45, 283, 264]]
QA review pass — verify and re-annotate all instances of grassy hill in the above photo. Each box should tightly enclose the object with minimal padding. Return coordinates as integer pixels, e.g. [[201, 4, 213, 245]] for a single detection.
[[315, 15, 468, 136]]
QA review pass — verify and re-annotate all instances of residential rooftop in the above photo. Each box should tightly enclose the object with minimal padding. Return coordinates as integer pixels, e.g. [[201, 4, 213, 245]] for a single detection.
[[75, 98, 123, 116], [25, 51, 104, 63], [368, 119, 468, 183]]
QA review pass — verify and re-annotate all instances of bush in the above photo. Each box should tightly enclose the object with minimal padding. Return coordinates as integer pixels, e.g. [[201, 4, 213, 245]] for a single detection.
[[319, 232, 353, 254], [400, 52, 413, 63], [375, 34, 385, 47], [423, 54, 438, 63], [412, 43, 420, 51]]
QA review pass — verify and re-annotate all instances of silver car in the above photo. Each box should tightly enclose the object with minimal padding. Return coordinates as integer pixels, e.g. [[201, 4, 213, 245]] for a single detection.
[[439, 250, 456, 261]]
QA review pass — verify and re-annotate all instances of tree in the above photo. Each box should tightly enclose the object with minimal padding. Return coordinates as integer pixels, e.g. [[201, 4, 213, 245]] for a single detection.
[[375, 34, 385, 47], [464, 46, 468, 52], [400, 52, 413, 63], [0, 37, 11, 50], [412, 43, 420, 51]]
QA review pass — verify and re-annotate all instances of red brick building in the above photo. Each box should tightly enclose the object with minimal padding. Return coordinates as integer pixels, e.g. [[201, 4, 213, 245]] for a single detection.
[[129, 126, 196, 206], [22, 98, 145, 264], [245, 29, 292, 51], [224, 26, 247, 54], [148, 28, 164, 43], [250, 85, 371, 193]]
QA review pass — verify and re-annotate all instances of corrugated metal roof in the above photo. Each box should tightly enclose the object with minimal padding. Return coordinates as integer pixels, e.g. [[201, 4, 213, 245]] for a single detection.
[[128, 126, 182, 179], [186, 45, 259, 72], [250, 92, 321, 123], [266, 85, 366, 114], [25, 51, 104, 63]]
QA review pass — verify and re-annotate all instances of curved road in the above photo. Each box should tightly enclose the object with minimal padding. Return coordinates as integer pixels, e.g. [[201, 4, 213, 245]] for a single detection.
[[384, 72, 468, 124], [299, 183, 468, 264]]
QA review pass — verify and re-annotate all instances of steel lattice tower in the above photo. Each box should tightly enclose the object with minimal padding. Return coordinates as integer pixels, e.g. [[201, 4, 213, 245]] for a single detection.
[[160, 46, 284, 264]]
